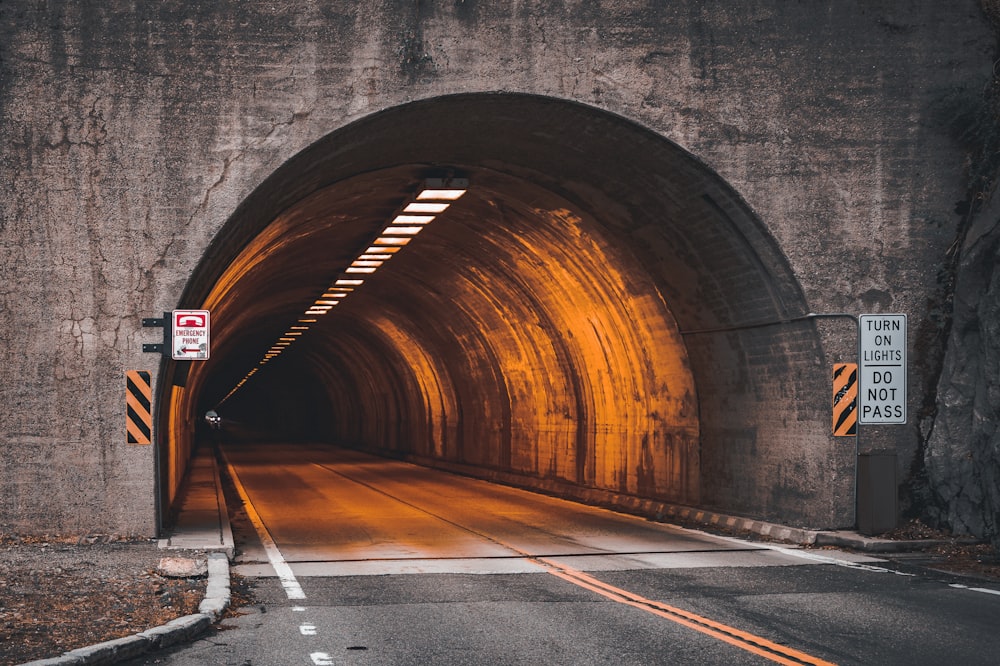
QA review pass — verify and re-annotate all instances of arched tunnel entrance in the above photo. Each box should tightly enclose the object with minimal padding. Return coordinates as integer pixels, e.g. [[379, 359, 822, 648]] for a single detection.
[[159, 93, 842, 533]]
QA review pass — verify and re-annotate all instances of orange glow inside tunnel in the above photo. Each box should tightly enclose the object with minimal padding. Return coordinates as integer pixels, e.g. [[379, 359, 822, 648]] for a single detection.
[[166, 167, 700, 515], [153, 95, 841, 532]]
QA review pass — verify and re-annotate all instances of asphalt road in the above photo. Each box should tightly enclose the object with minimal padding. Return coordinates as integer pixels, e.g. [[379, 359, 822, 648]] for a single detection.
[[128, 441, 1000, 665]]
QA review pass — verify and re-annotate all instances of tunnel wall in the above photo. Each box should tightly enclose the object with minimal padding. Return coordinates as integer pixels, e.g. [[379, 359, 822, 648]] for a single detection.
[[0, 1, 993, 534], [309, 205, 702, 505]]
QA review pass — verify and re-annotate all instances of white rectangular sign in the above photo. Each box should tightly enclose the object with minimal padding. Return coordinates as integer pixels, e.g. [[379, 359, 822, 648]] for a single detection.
[[172, 309, 210, 360], [859, 313, 906, 424]]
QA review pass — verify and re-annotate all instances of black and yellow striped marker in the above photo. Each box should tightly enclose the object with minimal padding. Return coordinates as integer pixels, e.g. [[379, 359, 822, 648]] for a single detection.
[[126, 370, 152, 445], [833, 363, 857, 437]]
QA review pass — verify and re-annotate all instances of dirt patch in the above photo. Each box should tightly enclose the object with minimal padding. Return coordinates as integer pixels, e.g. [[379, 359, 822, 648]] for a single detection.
[[882, 519, 1000, 579], [0, 535, 206, 666]]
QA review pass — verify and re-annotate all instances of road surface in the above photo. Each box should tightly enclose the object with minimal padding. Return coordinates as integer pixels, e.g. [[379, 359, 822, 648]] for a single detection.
[[129, 440, 1000, 665]]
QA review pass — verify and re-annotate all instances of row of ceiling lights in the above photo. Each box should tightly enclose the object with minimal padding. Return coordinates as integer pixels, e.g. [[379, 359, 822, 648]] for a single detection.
[[218, 178, 468, 405]]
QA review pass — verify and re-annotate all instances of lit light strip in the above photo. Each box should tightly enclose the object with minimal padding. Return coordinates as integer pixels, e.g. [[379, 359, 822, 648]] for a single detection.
[[222, 177, 468, 405], [417, 188, 466, 201], [391, 215, 434, 225], [374, 236, 411, 246], [404, 202, 450, 213], [382, 226, 424, 235]]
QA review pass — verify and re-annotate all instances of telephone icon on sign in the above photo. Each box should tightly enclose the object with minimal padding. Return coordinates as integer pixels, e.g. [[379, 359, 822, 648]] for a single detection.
[[177, 314, 206, 327]]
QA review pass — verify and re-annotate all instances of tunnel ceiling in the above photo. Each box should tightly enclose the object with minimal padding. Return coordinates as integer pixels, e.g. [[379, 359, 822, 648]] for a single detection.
[[186, 93, 806, 408]]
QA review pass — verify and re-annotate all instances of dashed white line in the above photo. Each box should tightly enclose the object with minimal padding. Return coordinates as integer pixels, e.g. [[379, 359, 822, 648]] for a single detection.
[[300, 623, 318, 636], [310, 653, 334, 665]]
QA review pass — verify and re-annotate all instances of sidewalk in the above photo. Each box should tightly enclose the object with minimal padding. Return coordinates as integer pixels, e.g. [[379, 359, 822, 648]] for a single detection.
[[160, 444, 235, 558]]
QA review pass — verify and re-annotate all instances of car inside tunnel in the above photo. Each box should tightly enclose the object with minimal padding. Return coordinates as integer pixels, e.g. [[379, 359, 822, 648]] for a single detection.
[[157, 93, 846, 533]]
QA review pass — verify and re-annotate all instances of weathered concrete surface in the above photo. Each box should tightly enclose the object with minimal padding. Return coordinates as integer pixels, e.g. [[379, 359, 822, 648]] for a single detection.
[[0, 1, 995, 536]]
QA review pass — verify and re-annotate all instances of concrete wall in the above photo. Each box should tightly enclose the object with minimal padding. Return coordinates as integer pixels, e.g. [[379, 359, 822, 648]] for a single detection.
[[0, 1, 993, 535]]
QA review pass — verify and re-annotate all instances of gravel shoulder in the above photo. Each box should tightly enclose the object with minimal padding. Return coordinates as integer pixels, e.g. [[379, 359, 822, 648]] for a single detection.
[[0, 535, 207, 666]]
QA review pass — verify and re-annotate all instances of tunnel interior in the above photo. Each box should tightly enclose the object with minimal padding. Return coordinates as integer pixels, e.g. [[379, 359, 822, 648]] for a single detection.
[[161, 94, 835, 529]]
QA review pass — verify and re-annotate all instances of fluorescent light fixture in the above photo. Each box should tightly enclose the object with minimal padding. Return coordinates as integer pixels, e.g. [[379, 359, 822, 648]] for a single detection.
[[391, 214, 435, 225], [404, 202, 450, 213], [382, 226, 423, 235], [224, 176, 469, 406], [374, 236, 411, 246], [417, 189, 466, 200], [416, 177, 468, 201]]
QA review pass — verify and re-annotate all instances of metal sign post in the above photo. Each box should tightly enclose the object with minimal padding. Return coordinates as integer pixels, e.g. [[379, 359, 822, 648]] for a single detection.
[[142, 310, 211, 361], [171, 310, 211, 360]]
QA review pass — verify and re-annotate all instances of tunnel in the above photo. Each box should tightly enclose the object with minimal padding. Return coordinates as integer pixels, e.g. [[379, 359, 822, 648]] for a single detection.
[[157, 93, 841, 533]]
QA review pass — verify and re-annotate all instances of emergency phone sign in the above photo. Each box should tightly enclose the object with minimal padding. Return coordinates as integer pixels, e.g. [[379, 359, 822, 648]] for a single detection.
[[172, 310, 210, 360], [859, 314, 906, 424]]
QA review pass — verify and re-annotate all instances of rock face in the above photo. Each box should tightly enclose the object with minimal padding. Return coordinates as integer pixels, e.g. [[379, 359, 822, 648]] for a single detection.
[[926, 205, 1000, 545]]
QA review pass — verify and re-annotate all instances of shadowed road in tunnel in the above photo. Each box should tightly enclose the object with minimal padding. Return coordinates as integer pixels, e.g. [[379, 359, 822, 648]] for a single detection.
[[223, 441, 794, 577], [139, 440, 1000, 666]]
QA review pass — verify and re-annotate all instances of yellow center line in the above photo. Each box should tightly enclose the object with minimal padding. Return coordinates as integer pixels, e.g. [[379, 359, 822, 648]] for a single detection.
[[536, 558, 837, 666], [306, 457, 835, 664]]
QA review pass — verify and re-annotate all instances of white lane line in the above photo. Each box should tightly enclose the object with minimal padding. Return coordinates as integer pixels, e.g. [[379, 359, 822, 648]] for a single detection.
[[950, 583, 1000, 596], [310, 653, 334, 665], [220, 451, 306, 600], [299, 623, 318, 636], [759, 543, 913, 575]]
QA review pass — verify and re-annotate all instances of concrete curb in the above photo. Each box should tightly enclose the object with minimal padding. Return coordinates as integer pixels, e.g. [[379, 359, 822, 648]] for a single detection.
[[19, 552, 231, 666]]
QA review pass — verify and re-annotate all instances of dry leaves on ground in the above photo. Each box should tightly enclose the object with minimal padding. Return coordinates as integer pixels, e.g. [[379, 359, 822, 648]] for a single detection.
[[0, 535, 205, 666]]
